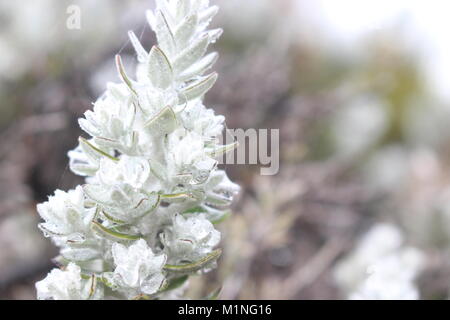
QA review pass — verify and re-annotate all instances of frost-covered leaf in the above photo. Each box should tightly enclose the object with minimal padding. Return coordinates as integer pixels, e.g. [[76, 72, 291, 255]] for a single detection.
[[91, 221, 142, 241], [155, 0, 174, 23], [149, 159, 168, 181], [36, 263, 103, 300], [68, 145, 100, 177], [79, 137, 118, 162], [97, 156, 151, 189], [173, 34, 210, 73], [210, 210, 231, 225], [164, 249, 222, 274], [111, 240, 167, 296], [161, 192, 194, 200], [148, 46, 173, 89], [174, 0, 191, 20], [198, 5, 219, 27], [144, 105, 177, 135], [101, 209, 126, 225], [162, 214, 221, 264], [180, 72, 217, 101], [128, 31, 149, 63], [207, 141, 238, 158], [180, 100, 224, 137], [84, 180, 160, 223], [115, 55, 137, 94], [174, 14, 198, 48], [161, 192, 195, 204], [177, 52, 218, 81], [205, 28, 223, 44], [61, 247, 101, 262], [149, 10, 176, 57], [37, 186, 94, 240], [83, 184, 114, 207]]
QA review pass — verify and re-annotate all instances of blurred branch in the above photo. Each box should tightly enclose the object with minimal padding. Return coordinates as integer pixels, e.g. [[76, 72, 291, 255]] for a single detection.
[[279, 236, 349, 299]]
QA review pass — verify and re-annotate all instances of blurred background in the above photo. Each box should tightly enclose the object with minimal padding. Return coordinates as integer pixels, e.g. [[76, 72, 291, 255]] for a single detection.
[[2, 0, 450, 299]]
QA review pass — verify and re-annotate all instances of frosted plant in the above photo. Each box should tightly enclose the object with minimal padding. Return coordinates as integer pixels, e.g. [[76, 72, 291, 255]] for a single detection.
[[349, 250, 424, 300], [36, 0, 240, 300], [36, 263, 103, 300], [334, 223, 424, 300]]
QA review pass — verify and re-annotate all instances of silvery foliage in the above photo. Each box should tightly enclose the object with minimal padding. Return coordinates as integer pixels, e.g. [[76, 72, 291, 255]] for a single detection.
[[36, 0, 239, 300], [36, 263, 104, 300], [334, 224, 424, 300]]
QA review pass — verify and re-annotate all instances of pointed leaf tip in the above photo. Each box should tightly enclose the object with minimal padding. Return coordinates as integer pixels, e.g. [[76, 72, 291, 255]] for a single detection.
[[115, 54, 136, 94], [180, 72, 218, 101], [128, 31, 149, 63]]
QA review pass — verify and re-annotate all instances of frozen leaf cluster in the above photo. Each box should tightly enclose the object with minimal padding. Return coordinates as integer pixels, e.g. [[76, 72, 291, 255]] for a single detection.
[[36, 0, 239, 300], [334, 223, 424, 300], [36, 263, 103, 300], [107, 240, 167, 296]]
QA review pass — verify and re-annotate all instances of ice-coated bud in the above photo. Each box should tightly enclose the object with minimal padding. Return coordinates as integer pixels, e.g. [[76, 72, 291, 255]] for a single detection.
[[110, 239, 166, 296], [36, 263, 103, 300], [97, 156, 151, 189], [180, 101, 225, 138], [37, 186, 94, 240], [162, 214, 220, 264], [79, 87, 136, 151]]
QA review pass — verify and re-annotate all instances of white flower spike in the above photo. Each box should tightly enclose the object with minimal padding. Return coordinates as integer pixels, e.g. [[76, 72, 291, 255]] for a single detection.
[[36, 0, 239, 300]]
